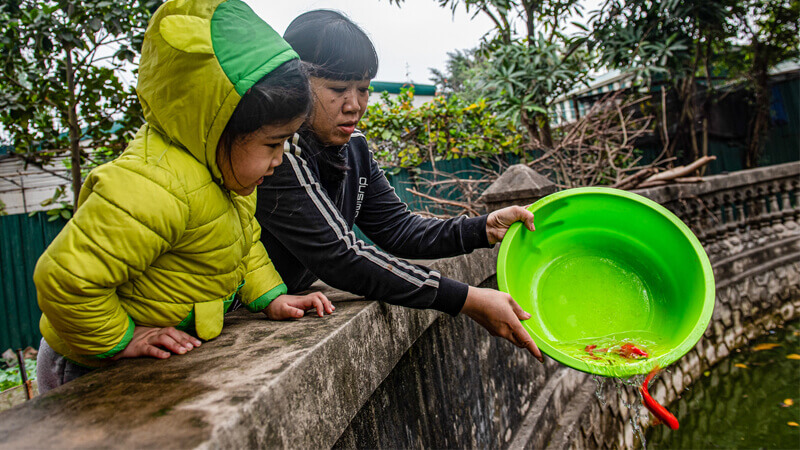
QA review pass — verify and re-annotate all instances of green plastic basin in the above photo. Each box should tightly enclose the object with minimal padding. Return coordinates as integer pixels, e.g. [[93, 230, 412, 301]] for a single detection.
[[497, 187, 715, 378]]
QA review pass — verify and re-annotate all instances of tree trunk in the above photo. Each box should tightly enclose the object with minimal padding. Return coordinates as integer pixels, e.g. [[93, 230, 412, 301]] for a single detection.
[[746, 39, 770, 169], [537, 112, 554, 148], [65, 46, 81, 210], [520, 109, 540, 147], [667, 75, 698, 166]]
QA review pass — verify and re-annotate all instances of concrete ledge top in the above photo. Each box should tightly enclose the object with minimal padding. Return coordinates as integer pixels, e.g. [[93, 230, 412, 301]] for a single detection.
[[634, 161, 800, 204], [0, 247, 499, 449]]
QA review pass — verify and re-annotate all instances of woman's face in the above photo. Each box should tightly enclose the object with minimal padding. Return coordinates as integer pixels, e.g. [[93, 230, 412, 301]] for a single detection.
[[219, 116, 305, 196], [308, 76, 370, 146]]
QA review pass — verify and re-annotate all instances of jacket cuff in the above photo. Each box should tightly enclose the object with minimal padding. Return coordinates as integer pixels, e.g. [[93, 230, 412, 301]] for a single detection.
[[430, 277, 469, 317], [245, 283, 288, 312], [90, 316, 135, 359], [465, 215, 492, 249]]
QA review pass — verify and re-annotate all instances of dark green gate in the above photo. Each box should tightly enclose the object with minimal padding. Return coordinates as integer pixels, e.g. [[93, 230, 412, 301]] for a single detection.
[[0, 213, 66, 351]]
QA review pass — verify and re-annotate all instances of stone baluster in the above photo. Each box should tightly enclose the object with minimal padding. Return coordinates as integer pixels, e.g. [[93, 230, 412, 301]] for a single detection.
[[719, 193, 734, 239], [747, 187, 761, 229], [768, 182, 783, 228], [673, 200, 689, 228], [781, 179, 793, 221], [700, 193, 721, 255], [704, 193, 722, 245], [690, 198, 704, 236], [738, 190, 750, 234], [756, 184, 771, 239]]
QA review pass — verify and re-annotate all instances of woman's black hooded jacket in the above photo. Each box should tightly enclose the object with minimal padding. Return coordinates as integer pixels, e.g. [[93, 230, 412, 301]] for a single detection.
[[255, 129, 492, 315]]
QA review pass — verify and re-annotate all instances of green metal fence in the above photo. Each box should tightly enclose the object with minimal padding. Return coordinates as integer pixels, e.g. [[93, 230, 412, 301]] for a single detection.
[[0, 214, 66, 351]]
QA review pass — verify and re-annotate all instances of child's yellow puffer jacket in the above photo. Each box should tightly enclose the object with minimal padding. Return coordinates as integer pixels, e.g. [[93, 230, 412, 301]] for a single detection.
[[34, 0, 297, 367]]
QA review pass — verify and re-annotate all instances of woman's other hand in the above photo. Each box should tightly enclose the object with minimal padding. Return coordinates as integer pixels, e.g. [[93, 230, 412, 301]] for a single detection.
[[112, 326, 202, 360], [461, 286, 544, 362], [264, 292, 334, 320], [486, 205, 535, 245]]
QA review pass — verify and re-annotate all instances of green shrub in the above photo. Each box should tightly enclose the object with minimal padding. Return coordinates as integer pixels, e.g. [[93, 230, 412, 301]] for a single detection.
[[0, 359, 37, 392], [358, 87, 525, 170]]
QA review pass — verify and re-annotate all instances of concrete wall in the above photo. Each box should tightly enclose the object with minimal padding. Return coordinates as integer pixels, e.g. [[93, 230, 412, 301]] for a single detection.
[[0, 163, 797, 449]]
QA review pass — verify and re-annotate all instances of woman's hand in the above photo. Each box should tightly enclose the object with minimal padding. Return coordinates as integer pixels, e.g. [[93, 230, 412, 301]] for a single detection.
[[486, 205, 535, 245], [461, 286, 544, 362], [112, 326, 202, 360], [264, 292, 334, 320]]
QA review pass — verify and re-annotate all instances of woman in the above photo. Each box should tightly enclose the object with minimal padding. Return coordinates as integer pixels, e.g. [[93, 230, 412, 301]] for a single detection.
[[255, 10, 542, 360]]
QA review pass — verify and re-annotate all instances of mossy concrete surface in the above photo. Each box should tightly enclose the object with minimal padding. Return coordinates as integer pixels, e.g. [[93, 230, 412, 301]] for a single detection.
[[0, 248, 497, 449]]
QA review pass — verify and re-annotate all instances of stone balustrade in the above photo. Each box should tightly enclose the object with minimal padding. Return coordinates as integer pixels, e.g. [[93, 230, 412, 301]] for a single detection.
[[0, 162, 797, 449]]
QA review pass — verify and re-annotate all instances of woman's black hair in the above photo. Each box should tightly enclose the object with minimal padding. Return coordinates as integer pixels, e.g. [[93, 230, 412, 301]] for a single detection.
[[283, 10, 378, 81], [217, 58, 311, 179]]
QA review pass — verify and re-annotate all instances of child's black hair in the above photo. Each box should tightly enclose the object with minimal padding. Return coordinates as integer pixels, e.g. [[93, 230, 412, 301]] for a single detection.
[[283, 10, 379, 81], [217, 58, 311, 172]]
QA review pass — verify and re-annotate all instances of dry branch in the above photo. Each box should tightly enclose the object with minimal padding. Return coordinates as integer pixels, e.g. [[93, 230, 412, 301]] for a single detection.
[[638, 176, 706, 188], [387, 91, 704, 217], [406, 187, 480, 216], [613, 167, 656, 189], [639, 155, 716, 184]]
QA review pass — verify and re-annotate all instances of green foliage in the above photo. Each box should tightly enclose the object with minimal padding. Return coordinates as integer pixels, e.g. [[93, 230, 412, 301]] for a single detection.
[[0, 197, 6, 216], [590, 0, 733, 83], [719, 0, 800, 75], [30, 185, 72, 221], [478, 32, 592, 130], [428, 48, 487, 100], [590, 0, 798, 93], [0, 0, 159, 204], [359, 87, 524, 169], [0, 359, 37, 392], [409, 0, 594, 146], [590, 0, 798, 167]]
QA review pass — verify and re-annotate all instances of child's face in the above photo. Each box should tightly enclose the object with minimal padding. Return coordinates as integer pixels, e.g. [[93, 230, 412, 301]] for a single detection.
[[220, 116, 305, 196], [308, 76, 370, 146]]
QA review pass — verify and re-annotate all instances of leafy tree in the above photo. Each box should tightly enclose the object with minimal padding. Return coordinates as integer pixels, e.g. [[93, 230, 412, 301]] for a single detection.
[[591, 0, 736, 164], [591, 0, 799, 168], [728, 0, 799, 168], [394, 0, 594, 149], [0, 0, 159, 209], [428, 48, 485, 98], [359, 87, 524, 169]]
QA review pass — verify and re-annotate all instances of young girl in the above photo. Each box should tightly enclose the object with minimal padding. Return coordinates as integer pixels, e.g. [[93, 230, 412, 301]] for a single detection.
[[34, 0, 332, 393], [254, 10, 542, 360]]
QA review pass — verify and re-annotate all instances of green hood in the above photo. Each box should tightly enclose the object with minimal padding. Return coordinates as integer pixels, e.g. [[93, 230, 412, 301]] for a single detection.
[[137, 0, 298, 182]]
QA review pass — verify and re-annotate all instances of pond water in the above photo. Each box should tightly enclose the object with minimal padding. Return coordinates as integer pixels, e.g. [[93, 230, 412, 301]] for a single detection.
[[646, 321, 800, 449]]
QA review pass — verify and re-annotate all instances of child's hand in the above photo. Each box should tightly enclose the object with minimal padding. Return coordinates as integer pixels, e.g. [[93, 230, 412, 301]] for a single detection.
[[112, 326, 202, 360], [461, 286, 544, 362], [264, 292, 334, 320]]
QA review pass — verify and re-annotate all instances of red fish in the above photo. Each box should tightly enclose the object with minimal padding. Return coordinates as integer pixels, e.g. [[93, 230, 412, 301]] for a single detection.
[[639, 368, 679, 430], [583, 345, 604, 360], [619, 343, 649, 359]]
